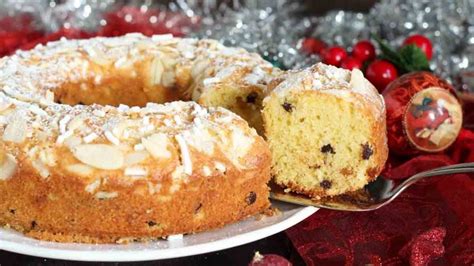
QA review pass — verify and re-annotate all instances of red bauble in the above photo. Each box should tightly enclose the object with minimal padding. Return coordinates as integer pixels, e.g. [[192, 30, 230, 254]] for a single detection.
[[403, 34, 433, 60], [301, 37, 327, 55], [321, 46, 347, 66], [340, 56, 363, 70], [352, 40, 376, 62], [365, 60, 399, 92], [383, 72, 463, 155]]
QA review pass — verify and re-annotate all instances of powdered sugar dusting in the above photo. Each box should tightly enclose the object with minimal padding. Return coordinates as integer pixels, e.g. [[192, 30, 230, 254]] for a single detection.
[[268, 63, 384, 117], [0, 33, 265, 186]]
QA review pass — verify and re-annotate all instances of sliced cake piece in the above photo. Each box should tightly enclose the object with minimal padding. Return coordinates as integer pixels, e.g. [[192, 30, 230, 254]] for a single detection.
[[263, 63, 388, 198]]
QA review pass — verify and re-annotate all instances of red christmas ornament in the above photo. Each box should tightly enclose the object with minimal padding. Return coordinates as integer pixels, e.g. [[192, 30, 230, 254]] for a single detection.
[[340, 56, 363, 70], [403, 34, 433, 60], [352, 40, 376, 62], [383, 72, 463, 155], [365, 59, 399, 92], [300, 37, 327, 55], [321, 46, 347, 66]]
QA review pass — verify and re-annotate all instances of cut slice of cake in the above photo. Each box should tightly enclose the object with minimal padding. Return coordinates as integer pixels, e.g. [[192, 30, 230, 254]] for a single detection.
[[262, 63, 388, 198]]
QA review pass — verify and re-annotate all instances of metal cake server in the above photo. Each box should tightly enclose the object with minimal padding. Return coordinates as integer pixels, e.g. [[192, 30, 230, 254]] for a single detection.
[[270, 162, 474, 211]]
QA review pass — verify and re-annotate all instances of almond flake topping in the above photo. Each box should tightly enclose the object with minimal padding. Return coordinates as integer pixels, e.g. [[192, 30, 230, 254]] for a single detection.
[[0, 153, 17, 180], [71, 144, 124, 170]]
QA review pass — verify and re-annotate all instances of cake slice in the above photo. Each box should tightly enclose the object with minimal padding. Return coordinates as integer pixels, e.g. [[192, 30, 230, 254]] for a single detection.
[[262, 63, 388, 198]]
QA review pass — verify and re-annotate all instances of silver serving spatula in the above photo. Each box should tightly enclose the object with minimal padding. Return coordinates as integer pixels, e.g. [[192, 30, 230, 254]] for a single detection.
[[270, 162, 474, 211]]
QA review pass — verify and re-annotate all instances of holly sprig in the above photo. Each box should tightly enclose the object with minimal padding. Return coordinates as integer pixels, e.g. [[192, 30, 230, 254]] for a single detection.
[[372, 35, 431, 74]]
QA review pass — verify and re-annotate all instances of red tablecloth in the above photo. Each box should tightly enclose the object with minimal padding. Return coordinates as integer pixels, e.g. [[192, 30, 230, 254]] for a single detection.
[[286, 129, 474, 266]]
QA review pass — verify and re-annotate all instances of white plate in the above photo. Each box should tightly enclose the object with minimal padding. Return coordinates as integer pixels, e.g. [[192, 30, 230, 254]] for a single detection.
[[0, 201, 317, 262]]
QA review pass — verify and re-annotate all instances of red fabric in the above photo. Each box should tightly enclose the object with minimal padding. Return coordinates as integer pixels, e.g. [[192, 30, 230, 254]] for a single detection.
[[286, 129, 474, 265]]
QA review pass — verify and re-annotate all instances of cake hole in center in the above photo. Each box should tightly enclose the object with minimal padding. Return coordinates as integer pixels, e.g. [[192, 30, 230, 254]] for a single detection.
[[53, 75, 186, 107]]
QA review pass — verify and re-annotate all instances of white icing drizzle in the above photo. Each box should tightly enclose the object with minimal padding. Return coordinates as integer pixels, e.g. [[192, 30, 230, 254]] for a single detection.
[[268, 63, 384, 118]]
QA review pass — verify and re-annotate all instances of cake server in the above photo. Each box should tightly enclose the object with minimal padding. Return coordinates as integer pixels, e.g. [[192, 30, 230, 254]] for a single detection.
[[270, 162, 474, 211]]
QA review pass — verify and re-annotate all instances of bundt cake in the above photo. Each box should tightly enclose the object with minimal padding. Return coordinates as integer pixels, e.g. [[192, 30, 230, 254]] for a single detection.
[[263, 63, 388, 198], [0, 33, 273, 243]]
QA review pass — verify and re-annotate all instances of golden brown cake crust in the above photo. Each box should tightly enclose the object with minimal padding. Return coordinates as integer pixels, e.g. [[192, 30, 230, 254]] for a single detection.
[[0, 140, 271, 244]]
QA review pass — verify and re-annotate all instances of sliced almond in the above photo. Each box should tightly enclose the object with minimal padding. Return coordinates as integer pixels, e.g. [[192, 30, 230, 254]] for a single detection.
[[124, 151, 149, 166], [0, 153, 17, 180], [350, 68, 378, 95], [95, 191, 118, 200], [31, 159, 50, 179], [68, 116, 85, 131], [160, 54, 177, 69], [3, 116, 27, 143], [85, 46, 110, 66], [162, 71, 176, 87], [39, 149, 57, 167], [142, 133, 171, 159], [85, 179, 101, 193], [149, 57, 164, 85], [71, 144, 124, 170], [66, 163, 94, 177], [191, 60, 209, 80], [64, 135, 82, 149], [0, 98, 12, 113]]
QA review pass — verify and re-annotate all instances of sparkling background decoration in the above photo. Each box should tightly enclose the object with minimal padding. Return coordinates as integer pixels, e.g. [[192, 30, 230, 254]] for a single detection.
[[0, 0, 473, 90]]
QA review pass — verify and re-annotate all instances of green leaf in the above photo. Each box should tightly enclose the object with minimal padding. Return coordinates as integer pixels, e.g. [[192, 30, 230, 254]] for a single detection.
[[372, 34, 432, 74], [398, 44, 431, 73], [372, 35, 405, 70]]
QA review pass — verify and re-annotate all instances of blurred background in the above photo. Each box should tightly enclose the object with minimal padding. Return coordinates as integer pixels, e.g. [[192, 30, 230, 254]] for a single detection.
[[3, 0, 472, 123]]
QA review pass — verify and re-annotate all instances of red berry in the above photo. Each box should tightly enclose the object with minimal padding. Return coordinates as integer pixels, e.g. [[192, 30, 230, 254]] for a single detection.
[[402, 34, 433, 60], [321, 46, 347, 66], [352, 40, 376, 62], [249, 253, 292, 266], [340, 56, 363, 70], [365, 60, 399, 92], [300, 37, 327, 55]]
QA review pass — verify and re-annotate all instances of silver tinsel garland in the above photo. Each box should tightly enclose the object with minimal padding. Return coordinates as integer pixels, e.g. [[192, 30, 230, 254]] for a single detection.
[[0, 0, 473, 89]]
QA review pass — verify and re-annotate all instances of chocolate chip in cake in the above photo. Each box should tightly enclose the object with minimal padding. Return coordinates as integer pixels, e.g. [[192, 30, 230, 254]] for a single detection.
[[246, 191, 257, 205], [309, 164, 321, 169], [320, 180, 332, 190], [147, 220, 158, 227], [246, 92, 258, 103], [282, 102, 293, 112], [9, 209, 15, 214], [31, 220, 37, 229], [321, 144, 335, 154], [362, 143, 373, 160]]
